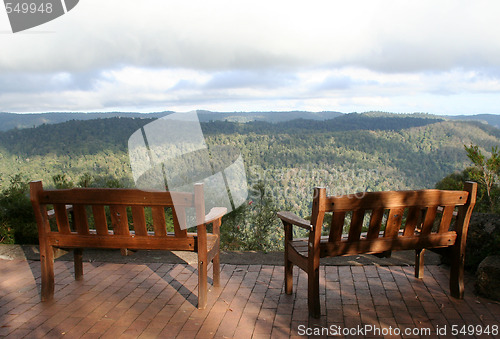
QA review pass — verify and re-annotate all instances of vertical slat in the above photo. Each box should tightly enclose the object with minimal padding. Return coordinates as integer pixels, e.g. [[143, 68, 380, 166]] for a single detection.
[[54, 204, 71, 234], [347, 209, 365, 242], [151, 206, 167, 236], [91, 205, 109, 236], [73, 204, 89, 235], [328, 211, 345, 242], [417, 208, 426, 231], [131, 206, 148, 236], [366, 208, 384, 239], [384, 207, 404, 238], [438, 205, 455, 233], [172, 207, 188, 237], [110, 205, 129, 235], [421, 206, 438, 235], [403, 206, 421, 236]]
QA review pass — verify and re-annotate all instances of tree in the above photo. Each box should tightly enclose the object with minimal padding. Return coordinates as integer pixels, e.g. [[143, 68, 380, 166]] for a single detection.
[[52, 173, 74, 189], [0, 175, 37, 244], [464, 144, 500, 212], [77, 172, 94, 187], [219, 204, 248, 250], [435, 171, 468, 191], [246, 180, 280, 251]]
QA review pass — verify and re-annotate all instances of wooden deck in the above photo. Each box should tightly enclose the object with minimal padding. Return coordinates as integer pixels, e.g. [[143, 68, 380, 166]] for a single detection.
[[1, 259, 499, 338]]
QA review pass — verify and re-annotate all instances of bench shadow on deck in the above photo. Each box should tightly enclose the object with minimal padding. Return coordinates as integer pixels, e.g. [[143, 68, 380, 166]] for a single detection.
[[1, 257, 499, 339]]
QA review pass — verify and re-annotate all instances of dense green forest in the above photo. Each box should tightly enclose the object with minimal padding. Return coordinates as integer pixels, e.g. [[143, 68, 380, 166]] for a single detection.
[[1, 113, 498, 193], [1, 112, 499, 252]]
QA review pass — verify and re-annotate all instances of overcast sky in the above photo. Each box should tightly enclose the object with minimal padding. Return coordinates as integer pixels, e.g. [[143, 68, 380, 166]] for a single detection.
[[1, 0, 500, 115]]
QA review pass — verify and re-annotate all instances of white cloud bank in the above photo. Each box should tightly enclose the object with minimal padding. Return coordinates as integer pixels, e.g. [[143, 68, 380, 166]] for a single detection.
[[1, 0, 500, 114]]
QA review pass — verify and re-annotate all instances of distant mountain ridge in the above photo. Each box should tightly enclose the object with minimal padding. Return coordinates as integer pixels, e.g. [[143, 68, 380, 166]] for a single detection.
[[0, 110, 499, 132], [0, 112, 171, 131], [446, 114, 500, 128], [196, 110, 343, 123], [0, 110, 342, 131]]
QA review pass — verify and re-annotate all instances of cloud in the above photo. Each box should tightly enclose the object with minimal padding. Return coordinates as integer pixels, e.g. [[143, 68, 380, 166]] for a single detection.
[[0, 70, 102, 93], [204, 71, 295, 90], [316, 75, 354, 91], [1, 65, 500, 114], [1, 1, 500, 114], [2, 1, 500, 73]]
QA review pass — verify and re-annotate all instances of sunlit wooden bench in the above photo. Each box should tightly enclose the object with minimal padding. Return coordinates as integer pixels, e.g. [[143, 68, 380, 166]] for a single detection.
[[30, 180, 226, 309], [278, 182, 477, 318]]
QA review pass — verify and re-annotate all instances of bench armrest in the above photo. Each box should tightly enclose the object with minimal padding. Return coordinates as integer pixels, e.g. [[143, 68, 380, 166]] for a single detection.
[[277, 211, 312, 231], [205, 207, 227, 224]]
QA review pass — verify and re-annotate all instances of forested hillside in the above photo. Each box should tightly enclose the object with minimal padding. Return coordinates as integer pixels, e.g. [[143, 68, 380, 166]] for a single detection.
[[1, 113, 499, 214]]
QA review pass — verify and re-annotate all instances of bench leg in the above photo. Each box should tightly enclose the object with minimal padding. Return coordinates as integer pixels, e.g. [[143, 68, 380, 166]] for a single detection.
[[284, 251, 293, 295], [213, 252, 220, 288], [284, 223, 293, 295], [120, 248, 136, 256], [198, 260, 208, 309], [74, 249, 83, 281], [308, 266, 320, 318], [40, 244, 55, 301], [450, 249, 465, 299], [415, 248, 425, 279]]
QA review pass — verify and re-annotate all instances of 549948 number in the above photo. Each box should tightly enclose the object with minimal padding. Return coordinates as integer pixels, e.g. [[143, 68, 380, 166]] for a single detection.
[[5, 2, 53, 14], [451, 324, 498, 336]]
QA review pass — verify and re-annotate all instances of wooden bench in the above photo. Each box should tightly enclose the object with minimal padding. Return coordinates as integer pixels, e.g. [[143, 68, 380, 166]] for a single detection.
[[30, 180, 226, 309], [277, 182, 477, 318]]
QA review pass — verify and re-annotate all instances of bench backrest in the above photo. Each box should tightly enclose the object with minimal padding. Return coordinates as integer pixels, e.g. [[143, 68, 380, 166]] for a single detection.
[[310, 182, 477, 256], [30, 181, 205, 241]]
